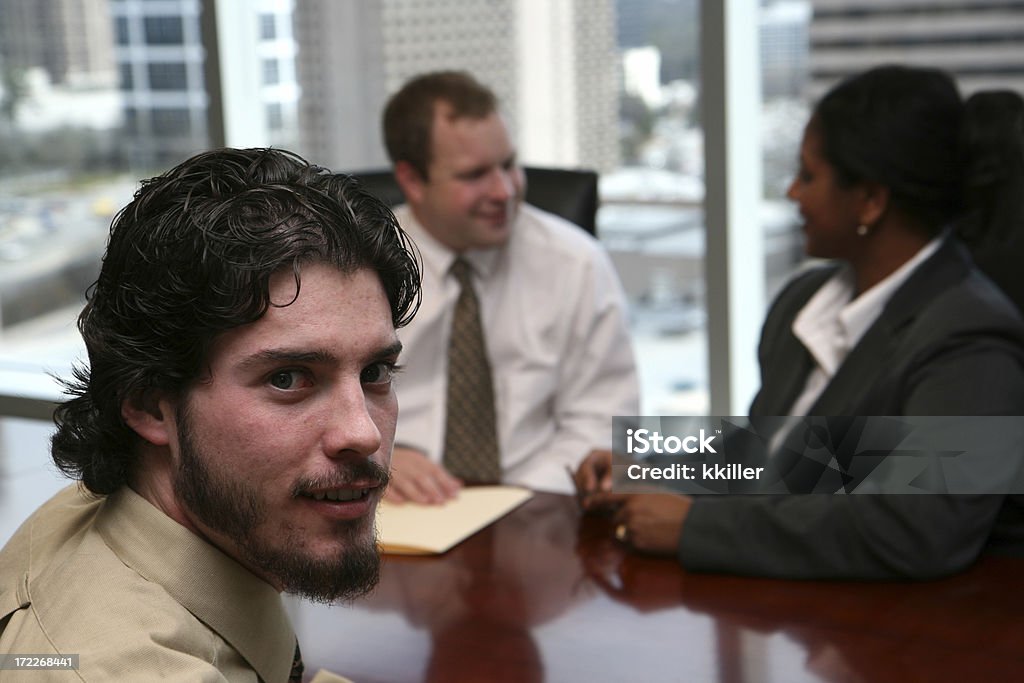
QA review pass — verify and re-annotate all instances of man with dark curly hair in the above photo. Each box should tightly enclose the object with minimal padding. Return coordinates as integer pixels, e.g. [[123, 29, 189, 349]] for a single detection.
[[0, 148, 421, 680]]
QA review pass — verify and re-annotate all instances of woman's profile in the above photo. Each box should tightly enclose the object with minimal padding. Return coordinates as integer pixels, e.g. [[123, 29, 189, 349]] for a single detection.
[[577, 65, 1024, 579]]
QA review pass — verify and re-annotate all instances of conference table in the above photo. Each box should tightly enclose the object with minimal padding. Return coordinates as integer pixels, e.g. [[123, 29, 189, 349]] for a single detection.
[[289, 492, 1024, 683]]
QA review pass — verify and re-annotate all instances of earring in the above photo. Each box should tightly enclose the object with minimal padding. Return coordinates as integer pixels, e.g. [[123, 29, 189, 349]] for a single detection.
[[856, 224, 869, 237]]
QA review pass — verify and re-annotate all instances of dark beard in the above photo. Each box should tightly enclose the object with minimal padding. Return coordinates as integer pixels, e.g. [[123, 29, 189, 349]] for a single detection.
[[173, 403, 387, 603]]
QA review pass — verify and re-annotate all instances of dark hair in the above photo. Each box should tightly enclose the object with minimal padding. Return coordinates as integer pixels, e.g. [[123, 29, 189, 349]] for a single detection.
[[958, 89, 1024, 246], [813, 64, 964, 233], [52, 147, 422, 494], [382, 70, 498, 179], [957, 90, 1024, 314]]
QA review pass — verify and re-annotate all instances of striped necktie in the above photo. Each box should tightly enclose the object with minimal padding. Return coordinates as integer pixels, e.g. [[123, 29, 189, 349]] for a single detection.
[[442, 258, 501, 483]]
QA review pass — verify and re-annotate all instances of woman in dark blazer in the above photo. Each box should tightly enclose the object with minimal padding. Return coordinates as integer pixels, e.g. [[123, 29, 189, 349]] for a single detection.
[[577, 65, 1024, 579]]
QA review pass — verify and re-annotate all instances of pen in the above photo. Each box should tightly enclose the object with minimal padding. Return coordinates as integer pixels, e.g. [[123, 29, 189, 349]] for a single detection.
[[566, 464, 585, 506]]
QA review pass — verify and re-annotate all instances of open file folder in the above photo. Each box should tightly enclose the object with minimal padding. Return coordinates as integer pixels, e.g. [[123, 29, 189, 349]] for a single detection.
[[376, 486, 533, 555]]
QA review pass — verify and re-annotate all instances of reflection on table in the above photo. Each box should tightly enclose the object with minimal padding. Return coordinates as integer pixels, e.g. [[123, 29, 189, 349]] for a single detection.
[[289, 493, 1024, 683]]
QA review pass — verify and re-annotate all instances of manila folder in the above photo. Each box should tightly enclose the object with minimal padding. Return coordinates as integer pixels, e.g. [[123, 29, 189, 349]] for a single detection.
[[377, 486, 533, 555]]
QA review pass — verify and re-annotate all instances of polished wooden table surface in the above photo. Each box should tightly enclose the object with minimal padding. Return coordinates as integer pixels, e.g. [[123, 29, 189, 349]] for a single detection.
[[290, 493, 1024, 683]]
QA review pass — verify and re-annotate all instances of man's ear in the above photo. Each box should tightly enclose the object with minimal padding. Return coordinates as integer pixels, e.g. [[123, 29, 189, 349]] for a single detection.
[[121, 390, 175, 447], [394, 160, 427, 205], [858, 181, 890, 228]]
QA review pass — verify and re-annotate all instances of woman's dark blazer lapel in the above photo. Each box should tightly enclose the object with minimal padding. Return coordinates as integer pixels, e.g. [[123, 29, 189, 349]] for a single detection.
[[750, 238, 971, 417], [810, 238, 969, 415]]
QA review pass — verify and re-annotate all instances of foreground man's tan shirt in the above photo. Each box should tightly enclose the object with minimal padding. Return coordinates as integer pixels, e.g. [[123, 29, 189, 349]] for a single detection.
[[0, 485, 295, 682]]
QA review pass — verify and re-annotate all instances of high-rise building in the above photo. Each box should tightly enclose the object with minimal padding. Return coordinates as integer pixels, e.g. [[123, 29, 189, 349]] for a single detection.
[[615, 0, 699, 84], [761, 0, 811, 99], [110, 0, 299, 169], [294, 0, 619, 173], [809, 0, 1024, 97], [110, 0, 207, 167], [0, 0, 117, 88]]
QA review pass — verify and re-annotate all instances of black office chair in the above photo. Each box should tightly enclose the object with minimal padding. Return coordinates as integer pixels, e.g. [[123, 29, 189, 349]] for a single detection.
[[349, 166, 600, 236]]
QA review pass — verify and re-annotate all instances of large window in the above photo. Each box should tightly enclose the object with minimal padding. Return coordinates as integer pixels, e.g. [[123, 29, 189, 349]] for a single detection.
[[2, 0, 1023, 425], [0, 1, 806, 421], [0, 0, 301, 431], [605, 0, 708, 413]]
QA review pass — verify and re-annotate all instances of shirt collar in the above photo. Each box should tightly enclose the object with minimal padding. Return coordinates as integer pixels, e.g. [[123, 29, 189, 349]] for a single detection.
[[395, 205, 503, 281], [793, 235, 944, 377], [97, 487, 296, 683]]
